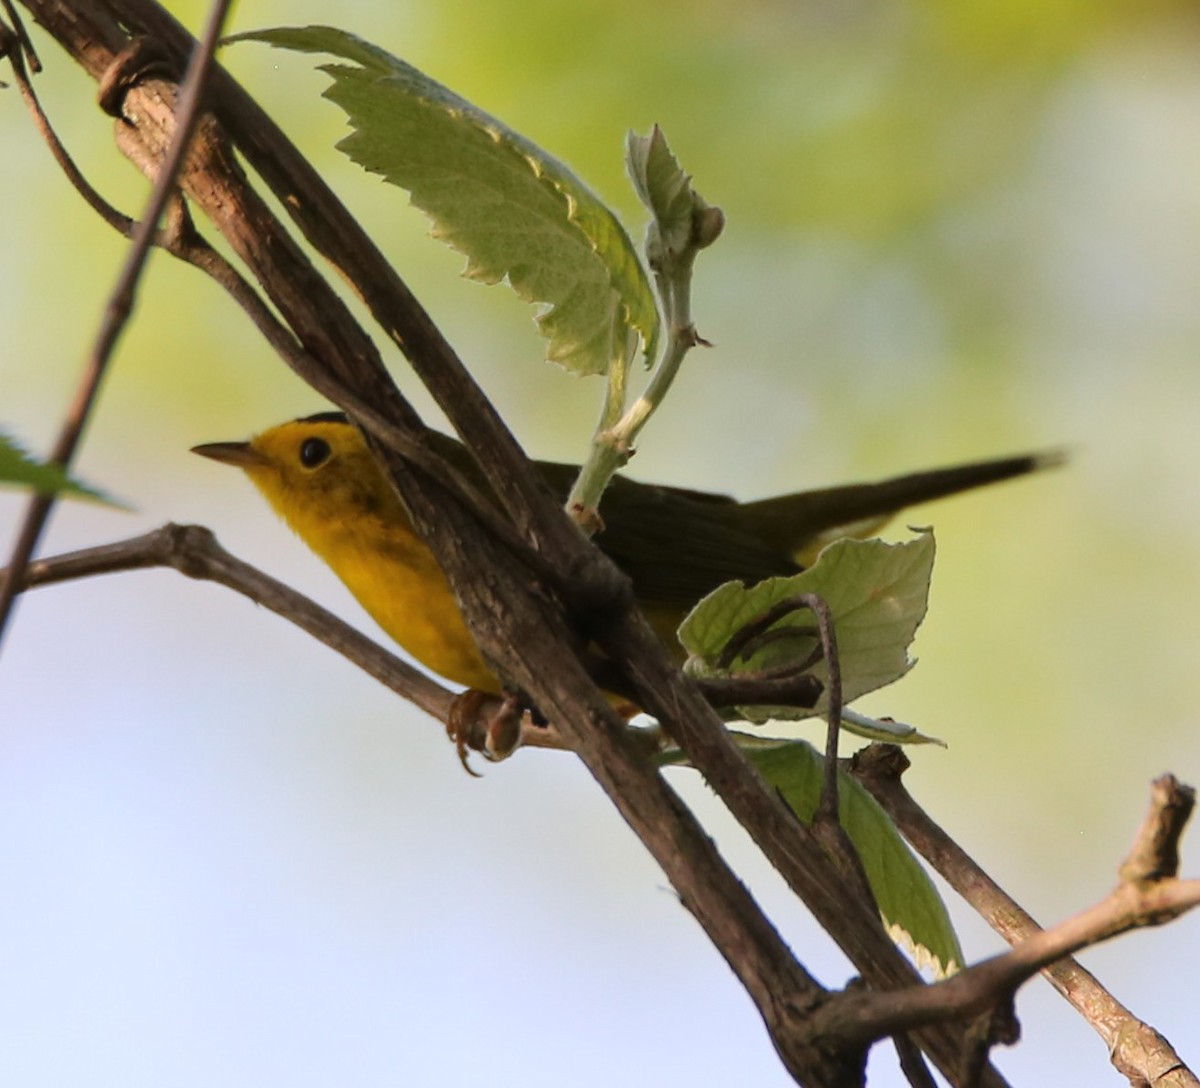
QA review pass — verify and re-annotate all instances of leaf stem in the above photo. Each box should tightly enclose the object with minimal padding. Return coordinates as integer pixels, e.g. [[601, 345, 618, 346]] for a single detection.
[[567, 320, 697, 526], [566, 126, 722, 530]]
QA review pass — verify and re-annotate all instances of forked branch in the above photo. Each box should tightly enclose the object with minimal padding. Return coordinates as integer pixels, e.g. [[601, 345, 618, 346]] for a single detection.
[[7, 2, 1197, 1085], [851, 746, 1200, 1087]]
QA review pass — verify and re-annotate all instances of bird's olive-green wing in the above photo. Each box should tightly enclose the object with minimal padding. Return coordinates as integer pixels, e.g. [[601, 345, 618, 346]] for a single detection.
[[594, 474, 801, 613], [422, 430, 795, 610], [517, 456, 798, 613], [421, 428, 1053, 614]]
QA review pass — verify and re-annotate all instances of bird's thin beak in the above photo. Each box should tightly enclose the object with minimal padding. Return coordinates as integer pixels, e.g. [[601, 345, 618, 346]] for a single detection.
[[190, 441, 268, 468]]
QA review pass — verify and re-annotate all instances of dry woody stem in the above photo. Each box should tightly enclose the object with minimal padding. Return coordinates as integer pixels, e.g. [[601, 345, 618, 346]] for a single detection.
[[4, 3, 1199, 1086], [850, 746, 1200, 1088]]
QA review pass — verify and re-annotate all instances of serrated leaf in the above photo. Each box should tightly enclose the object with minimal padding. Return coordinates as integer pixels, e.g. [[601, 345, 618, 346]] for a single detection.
[[741, 735, 963, 977], [679, 534, 934, 723], [230, 26, 660, 376], [0, 432, 125, 507], [627, 125, 697, 255]]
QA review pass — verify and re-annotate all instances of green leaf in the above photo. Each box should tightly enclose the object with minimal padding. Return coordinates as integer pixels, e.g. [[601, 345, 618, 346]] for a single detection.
[[626, 125, 723, 263], [229, 26, 660, 376], [679, 534, 935, 724], [627, 125, 699, 256], [839, 707, 944, 747], [0, 432, 125, 507], [741, 735, 963, 977]]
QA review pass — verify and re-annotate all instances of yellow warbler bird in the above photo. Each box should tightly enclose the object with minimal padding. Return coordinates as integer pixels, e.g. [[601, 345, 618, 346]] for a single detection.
[[193, 412, 1051, 693]]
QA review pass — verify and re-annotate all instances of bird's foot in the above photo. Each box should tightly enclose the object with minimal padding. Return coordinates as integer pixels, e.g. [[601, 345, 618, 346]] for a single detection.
[[446, 688, 525, 775]]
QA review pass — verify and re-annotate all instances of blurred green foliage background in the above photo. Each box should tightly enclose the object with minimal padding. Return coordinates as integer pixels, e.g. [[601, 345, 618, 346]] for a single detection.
[[2, 1, 1198, 1084]]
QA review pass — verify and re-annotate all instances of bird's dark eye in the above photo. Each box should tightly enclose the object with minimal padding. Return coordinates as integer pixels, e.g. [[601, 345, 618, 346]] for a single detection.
[[299, 437, 331, 469]]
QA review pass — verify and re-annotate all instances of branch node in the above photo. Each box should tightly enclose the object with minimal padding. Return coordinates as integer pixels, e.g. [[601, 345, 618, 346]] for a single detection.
[[848, 742, 911, 787], [161, 522, 218, 578], [961, 1001, 1020, 1087], [97, 36, 178, 119]]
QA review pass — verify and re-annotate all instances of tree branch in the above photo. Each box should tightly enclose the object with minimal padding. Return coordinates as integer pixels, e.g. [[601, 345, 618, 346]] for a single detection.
[[7, 4, 1021, 1082], [7, 525, 613, 758], [15, 524, 456, 720], [850, 746, 1200, 1087], [9, 9, 843, 1050], [14, 4, 1195, 1085], [0, 0, 234, 649]]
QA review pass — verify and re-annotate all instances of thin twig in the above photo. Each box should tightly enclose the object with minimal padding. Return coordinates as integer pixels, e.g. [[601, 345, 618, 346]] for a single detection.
[[2, 23, 131, 231], [711, 591, 843, 820], [788, 591, 925, 1064], [716, 597, 820, 670], [13, 524, 455, 721], [9, 526, 581, 767], [794, 592, 843, 825], [692, 671, 823, 710], [850, 747, 1200, 1086], [809, 774, 1200, 1052], [0, 0, 235, 653], [8, 526, 831, 759], [0, 0, 40, 72], [7, 5, 1119, 1084]]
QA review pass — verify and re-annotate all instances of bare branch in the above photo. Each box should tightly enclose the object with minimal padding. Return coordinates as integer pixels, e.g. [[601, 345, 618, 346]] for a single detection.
[[8, 4, 1009, 1082], [1, 20, 129, 230], [0, 0, 235, 650], [17, 4, 1197, 1085], [850, 746, 1200, 1086], [16, 525, 456, 721], [819, 859, 1200, 1048]]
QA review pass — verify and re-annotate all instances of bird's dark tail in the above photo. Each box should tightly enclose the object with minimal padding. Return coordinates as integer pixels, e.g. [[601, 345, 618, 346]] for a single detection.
[[739, 451, 1063, 563]]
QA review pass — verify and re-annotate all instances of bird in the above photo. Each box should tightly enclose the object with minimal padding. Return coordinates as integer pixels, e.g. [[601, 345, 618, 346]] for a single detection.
[[193, 411, 1053, 695]]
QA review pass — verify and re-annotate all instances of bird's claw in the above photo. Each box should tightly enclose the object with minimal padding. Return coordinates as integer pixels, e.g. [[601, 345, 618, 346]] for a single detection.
[[446, 689, 525, 775]]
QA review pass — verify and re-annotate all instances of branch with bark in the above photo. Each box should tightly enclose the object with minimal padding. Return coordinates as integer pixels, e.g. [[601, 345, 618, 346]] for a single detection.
[[3, 3, 1198, 1085]]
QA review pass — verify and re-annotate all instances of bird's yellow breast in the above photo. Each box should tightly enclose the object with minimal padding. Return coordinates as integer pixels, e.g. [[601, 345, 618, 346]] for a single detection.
[[310, 512, 499, 691]]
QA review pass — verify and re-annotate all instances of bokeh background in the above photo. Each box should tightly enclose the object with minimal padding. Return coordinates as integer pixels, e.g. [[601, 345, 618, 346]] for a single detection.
[[3, 1, 1199, 1084]]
